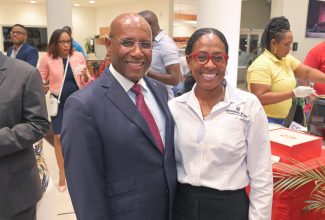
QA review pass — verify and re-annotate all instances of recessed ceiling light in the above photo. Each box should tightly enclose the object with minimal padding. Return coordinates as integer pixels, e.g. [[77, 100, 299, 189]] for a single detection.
[[89, 0, 95, 3], [74, 3, 80, 6], [30, 0, 36, 3]]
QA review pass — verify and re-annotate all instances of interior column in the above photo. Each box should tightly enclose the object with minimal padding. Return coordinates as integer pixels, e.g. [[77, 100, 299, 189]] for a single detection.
[[46, 0, 72, 39], [197, 0, 242, 87]]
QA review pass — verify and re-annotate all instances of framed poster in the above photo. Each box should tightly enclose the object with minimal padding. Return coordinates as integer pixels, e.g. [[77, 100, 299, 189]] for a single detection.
[[305, 0, 325, 38]]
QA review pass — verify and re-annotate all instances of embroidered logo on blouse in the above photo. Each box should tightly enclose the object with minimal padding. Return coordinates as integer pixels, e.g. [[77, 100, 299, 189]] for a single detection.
[[225, 105, 248, 120]]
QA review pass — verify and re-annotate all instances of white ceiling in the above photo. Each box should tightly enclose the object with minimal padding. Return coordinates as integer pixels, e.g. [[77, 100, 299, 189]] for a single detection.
[[0, 0, 140, 7], [0, 0, 198, 14], [0, 0, 267, 15]]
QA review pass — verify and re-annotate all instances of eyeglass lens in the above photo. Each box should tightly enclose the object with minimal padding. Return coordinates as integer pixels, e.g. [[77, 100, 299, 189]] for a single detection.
[[10, 31, 25, 35], [194, 53, 227, 65], [115, 38, 153, 49], [59, 41, 71, 45]]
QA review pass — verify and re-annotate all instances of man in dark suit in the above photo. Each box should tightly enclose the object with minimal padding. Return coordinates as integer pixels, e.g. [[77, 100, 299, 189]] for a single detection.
[[0, 52, 49, 219], [61, 13, 177, 220], [7, 24, 38, 67]]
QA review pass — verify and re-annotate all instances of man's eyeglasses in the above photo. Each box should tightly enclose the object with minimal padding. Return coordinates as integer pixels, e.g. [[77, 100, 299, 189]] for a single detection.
[[188, 52, 228, 66], [58, 41, 71, 45], [10, 31, 26, 35], [111, 37, 153, 50]]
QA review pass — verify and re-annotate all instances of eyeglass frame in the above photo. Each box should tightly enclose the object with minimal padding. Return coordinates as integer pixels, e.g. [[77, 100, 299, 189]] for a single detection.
[[58, 40, 72, 45], [187, 52, 229, 66], [10, 31, 26, 36], [110, 37, 154, 50]]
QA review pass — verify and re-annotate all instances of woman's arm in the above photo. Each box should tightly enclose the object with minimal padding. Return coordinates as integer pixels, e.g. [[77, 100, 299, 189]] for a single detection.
[[294, 63, 325, 83], [38, 54, 49, 84], [250, 83, 294, 105], [246, 99, 273, 220]]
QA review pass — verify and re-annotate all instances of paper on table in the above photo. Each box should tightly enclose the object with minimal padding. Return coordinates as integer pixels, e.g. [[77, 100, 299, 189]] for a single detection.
[[271, 155, 280, 163]]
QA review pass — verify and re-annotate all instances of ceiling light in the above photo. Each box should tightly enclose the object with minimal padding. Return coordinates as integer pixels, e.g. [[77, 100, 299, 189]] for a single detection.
[[74, 3, 80, 6], [89, 0, 95, 3], [30, 0, 36, 3]]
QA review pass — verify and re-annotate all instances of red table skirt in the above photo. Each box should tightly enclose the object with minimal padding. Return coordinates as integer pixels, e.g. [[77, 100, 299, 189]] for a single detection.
[[272, 180, 325, 220], [271, 149, 325, 220]]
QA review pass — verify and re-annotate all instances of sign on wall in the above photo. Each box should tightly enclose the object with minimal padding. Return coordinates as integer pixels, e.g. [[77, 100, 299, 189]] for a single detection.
[[306, 0, 325, 38]]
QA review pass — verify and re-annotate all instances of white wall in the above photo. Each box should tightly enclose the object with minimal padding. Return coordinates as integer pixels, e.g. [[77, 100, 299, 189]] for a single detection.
[[72, 7, 96, 51], [271, 0, 323, 61], [95, 0, 172, 36], [241, 0, 271, 29]]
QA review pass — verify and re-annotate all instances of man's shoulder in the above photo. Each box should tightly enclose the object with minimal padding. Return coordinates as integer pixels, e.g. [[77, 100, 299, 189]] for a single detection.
[[22, 43, 38, 52], [73, 39, 82, 47], [145, 76, 165, 89], [4, 57, 38, 80], [6, 55, 34, 68], [73, 73, 106, 98], [6, 46, 13, 54], [72, 40, 84, 51]]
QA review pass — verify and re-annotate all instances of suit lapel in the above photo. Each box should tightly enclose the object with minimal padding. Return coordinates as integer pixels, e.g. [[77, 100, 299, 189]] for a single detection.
[[102, 71, 158, 150], [16, 44, 26, 60], [144, 76, 173, 155]]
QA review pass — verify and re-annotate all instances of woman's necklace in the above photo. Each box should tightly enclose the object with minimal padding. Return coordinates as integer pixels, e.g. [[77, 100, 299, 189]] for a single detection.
[[216, 85, 225, 105], [199, 85, 225, 119]]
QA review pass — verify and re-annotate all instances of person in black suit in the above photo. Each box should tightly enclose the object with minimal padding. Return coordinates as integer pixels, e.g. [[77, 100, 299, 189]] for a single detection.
[[7, 24, 38, 67], [0, 52, 49, 220], [61, 13, 177, 220]]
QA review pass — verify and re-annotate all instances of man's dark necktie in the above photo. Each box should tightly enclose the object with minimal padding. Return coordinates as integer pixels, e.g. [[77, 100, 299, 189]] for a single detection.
[[131, 84, 164, 153]]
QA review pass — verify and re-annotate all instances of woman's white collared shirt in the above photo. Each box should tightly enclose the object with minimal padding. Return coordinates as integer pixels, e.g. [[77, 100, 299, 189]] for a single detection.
[[168, 83, 273, 220]]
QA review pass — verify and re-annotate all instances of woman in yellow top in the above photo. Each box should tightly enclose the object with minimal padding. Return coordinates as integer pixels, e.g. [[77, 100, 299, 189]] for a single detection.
[[247, 16, 325, 125]]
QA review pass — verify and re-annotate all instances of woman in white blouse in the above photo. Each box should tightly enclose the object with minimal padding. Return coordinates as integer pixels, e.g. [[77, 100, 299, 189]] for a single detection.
[[168, 28, 273, 220]]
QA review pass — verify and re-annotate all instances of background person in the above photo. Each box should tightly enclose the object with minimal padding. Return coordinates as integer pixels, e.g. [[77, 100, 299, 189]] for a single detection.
[[304, 40, 325, 95], [6, 23, 54, 219], [0, 52, 49, 220], [139, 10, 182, 98], [7, 24, 38, 67], [62, 26, 86, 58], [247, 16, 325, 125], [61, 13, 177, 220], [39, 29, 90, 192], [168, 28, 273, 220]]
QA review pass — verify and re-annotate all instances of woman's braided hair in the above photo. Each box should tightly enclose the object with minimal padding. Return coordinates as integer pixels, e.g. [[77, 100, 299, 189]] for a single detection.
[[260, 16, 290, 51]]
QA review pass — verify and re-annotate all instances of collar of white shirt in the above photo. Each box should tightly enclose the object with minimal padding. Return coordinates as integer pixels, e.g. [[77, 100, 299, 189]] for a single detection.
[[154, 30, 165, 43], [109, 65, 149, 93]]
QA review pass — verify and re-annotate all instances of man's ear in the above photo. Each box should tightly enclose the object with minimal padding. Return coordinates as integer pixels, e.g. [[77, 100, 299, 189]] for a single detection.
[[105, 37, 111, 49]]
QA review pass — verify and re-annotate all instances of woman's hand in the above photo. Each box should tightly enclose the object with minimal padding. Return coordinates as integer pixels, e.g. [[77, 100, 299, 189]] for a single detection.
[[292, 86, 315, 97], [43, 84, 49, 93], [76, 65, 89, 82]]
